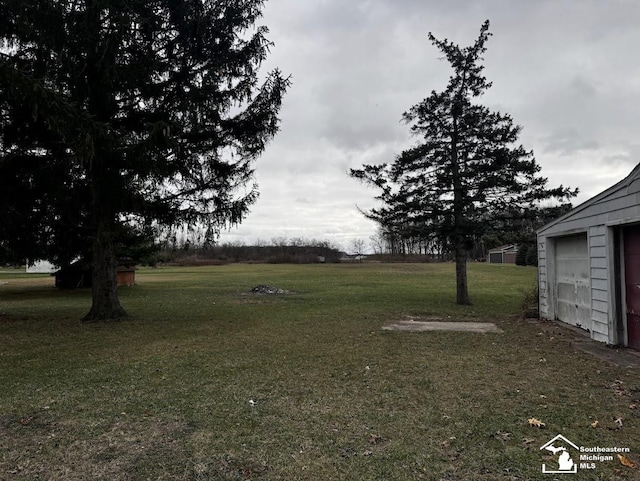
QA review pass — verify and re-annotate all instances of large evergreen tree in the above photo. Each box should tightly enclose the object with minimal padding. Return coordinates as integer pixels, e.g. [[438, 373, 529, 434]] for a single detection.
[[0, 0, 289, 320], [351, 20, 575, 304]]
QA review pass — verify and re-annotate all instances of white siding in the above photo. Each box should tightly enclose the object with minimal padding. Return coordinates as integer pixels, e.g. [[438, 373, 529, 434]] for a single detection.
[[592, 309, 608, 324], [589, 225, 609, 339], [592, 299, 608, 313], [592, 331, 610, 343], [591, 268, 607, 280], [591, 278, 608, 291], [592, 289, 608, 302], [538, 239, 549, 318]]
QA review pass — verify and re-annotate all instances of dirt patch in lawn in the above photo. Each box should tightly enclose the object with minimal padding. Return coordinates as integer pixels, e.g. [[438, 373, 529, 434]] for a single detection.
[[233, 285, 296, 304], [383, 317, 503, 333], [249, 284, 292, 295], [1, 415, 193, 480]]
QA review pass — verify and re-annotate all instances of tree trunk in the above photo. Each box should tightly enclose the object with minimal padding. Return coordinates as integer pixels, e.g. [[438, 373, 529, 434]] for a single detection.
[[453, 181, 471, 304], [451, 100, 471, 305], [454, 237, 470, 305], [83, 220, 127, 322]]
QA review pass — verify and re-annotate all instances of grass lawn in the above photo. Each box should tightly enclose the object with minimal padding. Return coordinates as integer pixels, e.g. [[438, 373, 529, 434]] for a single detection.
[[0, 263, 638, 480]]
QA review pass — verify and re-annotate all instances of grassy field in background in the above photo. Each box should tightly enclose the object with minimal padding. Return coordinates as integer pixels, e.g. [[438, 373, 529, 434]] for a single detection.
[[1, 263, 638, 480]]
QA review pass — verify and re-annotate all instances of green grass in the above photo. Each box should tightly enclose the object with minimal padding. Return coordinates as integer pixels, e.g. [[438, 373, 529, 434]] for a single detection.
[[0, 263, 638, 480]]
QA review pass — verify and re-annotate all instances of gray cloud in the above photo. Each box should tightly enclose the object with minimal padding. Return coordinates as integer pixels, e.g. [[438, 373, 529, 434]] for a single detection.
[[542, 128, 599, 156], [220, 0, 640, 249]]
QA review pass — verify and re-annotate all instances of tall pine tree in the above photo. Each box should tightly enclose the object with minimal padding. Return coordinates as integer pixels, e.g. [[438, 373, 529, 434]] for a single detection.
[[351, 20, 575, 304], [0, 0, 289, 320]]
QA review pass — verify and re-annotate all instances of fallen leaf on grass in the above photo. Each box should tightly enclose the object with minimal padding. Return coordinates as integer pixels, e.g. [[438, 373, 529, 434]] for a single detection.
[[528, 418, 545, 428], [440, 436, 456, 448], [590, 420, 599, 428], [19, 416, 34, 426], [610, 380, 626, 396], [494, 431, 511, 441], [614, 417, 624, 428], [630, 403, 638, 410], [369, 433, 383, 445], [522, 438, 535, 445], [617, 454, 637, 469]]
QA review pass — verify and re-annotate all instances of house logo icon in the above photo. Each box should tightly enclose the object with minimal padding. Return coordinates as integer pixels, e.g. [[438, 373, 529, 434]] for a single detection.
[[540, 434, 579, 474]]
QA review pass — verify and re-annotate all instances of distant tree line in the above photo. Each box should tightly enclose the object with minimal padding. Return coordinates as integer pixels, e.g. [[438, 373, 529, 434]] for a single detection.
[[367, 202, 569, 263], [151, 237, 342, 265]]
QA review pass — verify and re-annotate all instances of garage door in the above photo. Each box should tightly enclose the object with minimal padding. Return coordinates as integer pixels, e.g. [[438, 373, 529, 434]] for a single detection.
[[489, 252, 503, 263], [555, 234, 591, 329]]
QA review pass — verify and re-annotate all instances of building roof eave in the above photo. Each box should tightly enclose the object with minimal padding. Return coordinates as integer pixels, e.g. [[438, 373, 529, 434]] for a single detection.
[[537, 162, 640, 236]]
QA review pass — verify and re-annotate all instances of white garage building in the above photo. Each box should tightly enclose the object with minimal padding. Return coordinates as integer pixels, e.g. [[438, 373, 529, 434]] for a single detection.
[[537, 164, 640, 350]]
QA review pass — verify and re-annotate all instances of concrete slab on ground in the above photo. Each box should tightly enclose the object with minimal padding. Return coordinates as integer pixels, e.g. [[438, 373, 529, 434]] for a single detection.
[[527, 318, 640, 369], [383, 320, 503, 333], [569, 340, 640, 369]]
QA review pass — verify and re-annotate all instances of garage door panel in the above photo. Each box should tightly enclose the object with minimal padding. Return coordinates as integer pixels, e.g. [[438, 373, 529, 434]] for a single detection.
[[556, 281, 590, 303], [556, 302, 573, 323], [556, 260, 588, 279], [556, 234, 588, 255], [555, 235, 591, 329]]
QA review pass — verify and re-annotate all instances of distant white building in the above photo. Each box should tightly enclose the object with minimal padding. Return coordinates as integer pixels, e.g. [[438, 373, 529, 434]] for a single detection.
[[26, 260, 57, 274], [537, 164, 640, 350]]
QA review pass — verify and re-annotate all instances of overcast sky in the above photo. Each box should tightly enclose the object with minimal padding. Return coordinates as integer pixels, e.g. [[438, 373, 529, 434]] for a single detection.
[[219, 0, 640, 252]]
